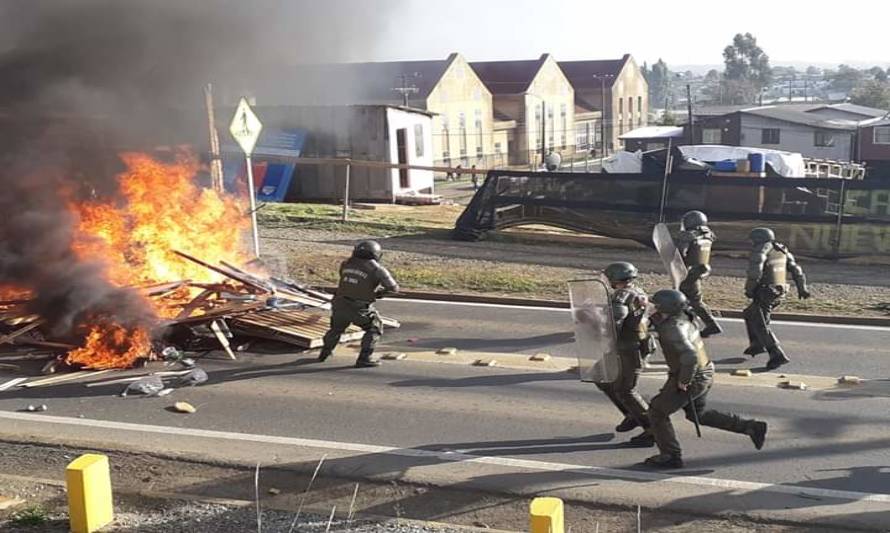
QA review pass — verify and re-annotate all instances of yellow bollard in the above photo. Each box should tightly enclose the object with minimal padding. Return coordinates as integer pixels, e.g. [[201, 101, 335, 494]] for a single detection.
[[529, 496, 564, 533], [66, 454, 114, 533]]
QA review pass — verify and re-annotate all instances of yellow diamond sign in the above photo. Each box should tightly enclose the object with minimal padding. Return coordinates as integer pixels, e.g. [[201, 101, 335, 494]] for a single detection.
[[229, 97, 263, 156]]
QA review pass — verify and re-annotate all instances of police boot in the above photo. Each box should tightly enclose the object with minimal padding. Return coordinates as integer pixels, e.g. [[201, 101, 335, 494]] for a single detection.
[[700, 321, 723, 338], [627, 432, 655, 447], [643, 453, 684, 469], [766, 346, 790, 370], [747, 420, 768, 450], [744, 345, 766, 357], [615, 416, 639, 433], [317, 349, 333, 362], [355, 354, 381, 368]]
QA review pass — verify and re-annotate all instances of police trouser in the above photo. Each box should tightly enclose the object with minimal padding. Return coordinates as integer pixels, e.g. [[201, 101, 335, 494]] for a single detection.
[[680, 276, 718, 328], [743, 285, 785, 350], [595, 346, 649, 428], [649, 364, 753, 457], [321, 296, 383, 358]]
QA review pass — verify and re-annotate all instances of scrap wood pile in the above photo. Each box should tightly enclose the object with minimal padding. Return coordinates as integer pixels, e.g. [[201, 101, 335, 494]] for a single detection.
[[0, 250, 400, 388]]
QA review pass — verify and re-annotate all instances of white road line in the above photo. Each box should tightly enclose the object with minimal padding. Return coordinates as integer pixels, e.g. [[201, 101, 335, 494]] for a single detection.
[[3, 410, 890, 505], [392, 298, 890, 332]]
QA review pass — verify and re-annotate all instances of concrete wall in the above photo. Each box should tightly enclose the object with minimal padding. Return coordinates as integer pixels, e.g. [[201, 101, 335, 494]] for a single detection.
[[425, 55, 494, 167], [739, 114, 854, 161]]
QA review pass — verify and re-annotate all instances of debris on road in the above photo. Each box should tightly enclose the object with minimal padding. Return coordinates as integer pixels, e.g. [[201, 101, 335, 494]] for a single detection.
[[382, 352, 407, 361], [267, 488, 281, 495], [120, 375, 165, 397], [473, 359, 498, 367], [172, 401, 197, 414], [24, 404, 47, 412], [838, 375, 863, 385], [779, 381, 808, 391], [732, 369, 753, 377], [175, 368, 209, 387], [436, 347, 458, 356], [0, 377, 28, 392]]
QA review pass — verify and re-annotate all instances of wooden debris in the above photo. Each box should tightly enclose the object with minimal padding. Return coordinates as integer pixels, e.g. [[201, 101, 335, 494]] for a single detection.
[[0, 321, 44, 346], [21, 369, 114, 388], [172, 401, 197, 414], [437, 347, 458, 356], [173, 250, 270, 294], [85, 370, 192, 388], [732, 369, 753, 377], [210, 320, 236, 360], [473, 359, 498, 367], [230, 309, 363, 349], [838, 375, 863, 385], [0, 377, 28, 392], [779, 380, 808, 391], [529, 353, 552, 362], [382, 352, 407, 361], [41, 358, 61, 375]]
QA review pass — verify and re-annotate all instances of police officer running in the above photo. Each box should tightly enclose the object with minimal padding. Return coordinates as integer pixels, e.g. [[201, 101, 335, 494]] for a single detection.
[[318, 240, 399, 368], [676, 210, 722, 338], [597, 262, 655, 447], [743, 228, 811, 370], [645, 289, 767, 469]]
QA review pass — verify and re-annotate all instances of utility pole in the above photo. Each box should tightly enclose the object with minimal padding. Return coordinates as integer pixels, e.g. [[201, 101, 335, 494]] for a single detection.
[[203, 83, 224, 193], [686, 84, 694, 144], [392, 73, 420, 107]]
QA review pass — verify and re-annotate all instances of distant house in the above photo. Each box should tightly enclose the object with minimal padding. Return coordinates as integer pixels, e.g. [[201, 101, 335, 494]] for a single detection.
[[471, 54, 574, 166], [689, 105, 858, 161], [230, 105, 434, 202], [805, 103, 889, 122], [859, 118, 890, 179], [248, 54, 493, 170], [559, 54, 649, 156]]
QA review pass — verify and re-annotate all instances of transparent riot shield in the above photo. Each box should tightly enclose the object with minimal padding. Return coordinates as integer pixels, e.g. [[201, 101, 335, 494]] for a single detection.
[[567, 277, 619, 383], [652, 223, 688, 290]]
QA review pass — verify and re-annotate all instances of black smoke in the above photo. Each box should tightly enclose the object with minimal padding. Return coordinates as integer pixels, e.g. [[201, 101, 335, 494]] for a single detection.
[[0, 0, 392, 336]]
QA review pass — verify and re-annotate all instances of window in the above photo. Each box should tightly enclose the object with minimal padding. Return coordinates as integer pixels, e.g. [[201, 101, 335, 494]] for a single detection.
[[576, 123, 589, 151], [875, 126, 890, 144], [619, 99, 623, 114], [814, 131, 835, 147], [702, 128, 722, 144], [494, 142, 503, 154], [560, 134, 567, 149], [628, 97, 633, 119], [547, 106, 554, 144], [637, 96, 642, 113], [414, 124, 424, 157], [761, 128, 781, 145], [476, 145, 483, 157], [458, 112, 467, 156], [441, 116, 450, 160]]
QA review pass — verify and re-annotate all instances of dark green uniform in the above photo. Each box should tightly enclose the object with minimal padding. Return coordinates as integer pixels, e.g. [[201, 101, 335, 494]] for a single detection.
[[320, 256, 399, 362], [743, 240, 808, 367], [595, 285, 651, 431], [648, 310, 765, 462], [676, 227, 721, 336]]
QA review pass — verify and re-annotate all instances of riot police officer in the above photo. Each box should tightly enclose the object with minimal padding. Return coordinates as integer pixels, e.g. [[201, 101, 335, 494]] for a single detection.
[[645, 289, 767, 469], [676, 210, 722, 338], [318, 240, 399, 368], [743, 228, 811, 370], [596, 262, 654, 446]]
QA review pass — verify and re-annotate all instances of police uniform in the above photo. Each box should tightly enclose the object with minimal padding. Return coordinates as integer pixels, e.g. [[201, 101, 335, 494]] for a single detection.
[[319, 251, 399, 366], [646, 291, 767, 468], [595, 284, 652, 435], [676, 212, 722, 337], [743, 230, 809, 369]]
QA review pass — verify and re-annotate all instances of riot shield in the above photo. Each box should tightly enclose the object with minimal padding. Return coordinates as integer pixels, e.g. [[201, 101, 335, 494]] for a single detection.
[[652, 223, 688, 290], [567, 277, 619, 383]]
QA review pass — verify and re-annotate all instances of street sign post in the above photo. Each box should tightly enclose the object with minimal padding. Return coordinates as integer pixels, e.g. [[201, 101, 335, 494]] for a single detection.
[[229, 97, 263, 258]]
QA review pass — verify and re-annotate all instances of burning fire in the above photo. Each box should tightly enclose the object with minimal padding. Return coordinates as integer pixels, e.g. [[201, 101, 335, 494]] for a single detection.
[[65, 324, 152, 370], [61, 151, 250, 368]]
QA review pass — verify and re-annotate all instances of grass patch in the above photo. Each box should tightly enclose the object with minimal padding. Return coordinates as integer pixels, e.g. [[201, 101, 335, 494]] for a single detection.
[[260, 203, 460, 236], [10, 505, 50, 527]]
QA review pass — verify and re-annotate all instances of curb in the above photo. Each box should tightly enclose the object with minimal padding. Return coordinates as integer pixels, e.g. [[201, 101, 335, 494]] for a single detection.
[[377, 290, 890, 328]]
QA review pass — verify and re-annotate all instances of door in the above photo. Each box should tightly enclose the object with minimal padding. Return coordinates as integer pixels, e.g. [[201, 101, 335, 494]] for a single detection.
[[396, 128, 410, 189]]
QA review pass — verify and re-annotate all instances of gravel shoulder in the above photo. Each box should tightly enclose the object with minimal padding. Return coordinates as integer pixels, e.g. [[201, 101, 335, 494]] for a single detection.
[[0, 442, 842, 533], [258, 203, 890, 318]]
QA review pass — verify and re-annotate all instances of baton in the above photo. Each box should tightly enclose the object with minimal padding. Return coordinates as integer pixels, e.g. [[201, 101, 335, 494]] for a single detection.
[[687, 388, 702, 438]]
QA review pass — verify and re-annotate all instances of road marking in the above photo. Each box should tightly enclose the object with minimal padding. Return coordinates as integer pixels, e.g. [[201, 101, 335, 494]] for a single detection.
[[391, 299, 890, 332], [2, 410, 889, 505]]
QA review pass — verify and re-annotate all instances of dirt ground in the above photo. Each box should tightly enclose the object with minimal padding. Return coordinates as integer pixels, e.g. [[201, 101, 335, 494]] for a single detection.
[[0, 442, 845, 532], [258, 202, 890, 318]]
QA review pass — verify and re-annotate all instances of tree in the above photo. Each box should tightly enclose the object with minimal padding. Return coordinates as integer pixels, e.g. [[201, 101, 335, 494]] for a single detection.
[[830, 64, 864, 93], [851, 80, 890, 110], [869, 66, 888, 82], [722, 33, 772, 104], [659, 109, 676, 126], [643, 59, 673, 110], [805, 66, 822, 77]]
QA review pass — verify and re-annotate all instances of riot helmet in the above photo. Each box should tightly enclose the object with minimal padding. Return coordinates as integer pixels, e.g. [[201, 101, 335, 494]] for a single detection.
[[681, 210, 708, 231], [749, 227, 775, 244], [604, 262, 638, 283], [651, 289, 688, 316], [353, 240, 382, 260]]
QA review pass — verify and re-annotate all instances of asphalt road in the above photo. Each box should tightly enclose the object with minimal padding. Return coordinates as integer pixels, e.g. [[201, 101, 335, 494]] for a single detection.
[[2, 299, 890, 528]]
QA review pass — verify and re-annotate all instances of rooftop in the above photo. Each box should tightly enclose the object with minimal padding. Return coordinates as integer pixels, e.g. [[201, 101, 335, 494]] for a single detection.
[[558, 55, 631, 89], [619, 126, 684, 139], [470, 55, 549, 95]]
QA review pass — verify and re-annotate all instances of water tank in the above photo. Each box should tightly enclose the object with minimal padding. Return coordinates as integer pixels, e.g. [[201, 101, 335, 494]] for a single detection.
[[748, 152, 765, 173]]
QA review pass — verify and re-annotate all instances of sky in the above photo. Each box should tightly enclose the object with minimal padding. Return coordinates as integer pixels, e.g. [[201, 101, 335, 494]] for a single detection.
[[349, 0, 890, 69]]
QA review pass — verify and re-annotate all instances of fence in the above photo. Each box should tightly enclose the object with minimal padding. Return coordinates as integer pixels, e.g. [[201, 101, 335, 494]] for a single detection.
[[453, 169, 890, 259]]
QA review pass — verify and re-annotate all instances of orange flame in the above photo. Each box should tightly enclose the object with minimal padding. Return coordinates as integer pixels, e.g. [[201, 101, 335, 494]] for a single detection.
[[62, 150, 250, 368], [65, 324, 151, 370]]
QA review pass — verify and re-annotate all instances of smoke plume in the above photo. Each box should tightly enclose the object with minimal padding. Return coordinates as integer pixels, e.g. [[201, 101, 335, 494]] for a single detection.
[[0, 0, 392, 336]]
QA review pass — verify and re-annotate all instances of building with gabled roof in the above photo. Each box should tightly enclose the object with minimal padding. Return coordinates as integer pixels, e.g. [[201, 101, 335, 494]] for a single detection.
[[559, 54, 649, 155], [471, 54, 574, 166]]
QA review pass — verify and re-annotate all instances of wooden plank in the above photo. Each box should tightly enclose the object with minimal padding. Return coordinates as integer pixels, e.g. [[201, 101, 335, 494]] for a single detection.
[[0, 377, 28, 392], [171, 301, 265, 325], [21, 369, 114, 388], [139, 280, 190, 297], [0, 321, 44, 346], [14, 339, 76, 350], [84, 370, 191, 388], [210, 320, 237, 360], [173, 250, 270, 294], [174, 289, 215, 320]]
